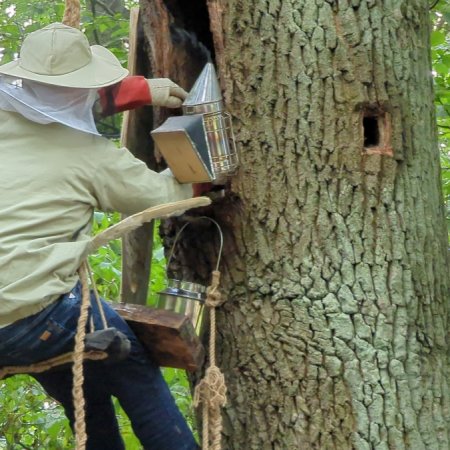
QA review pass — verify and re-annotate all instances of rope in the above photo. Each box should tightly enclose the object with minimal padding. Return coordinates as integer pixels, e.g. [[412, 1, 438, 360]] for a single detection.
[[193, 270, 227, 450], [71, 262, 92, 450], [88, 266, 108, 330], [0, 351, 106, 380], [62, 0, 81, 28], [62, 5, 86, 445]]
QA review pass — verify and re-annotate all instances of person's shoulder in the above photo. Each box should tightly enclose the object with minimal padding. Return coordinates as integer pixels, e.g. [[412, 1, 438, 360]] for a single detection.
[[53, 126, 114, 152], [74, 133, 130, 170]]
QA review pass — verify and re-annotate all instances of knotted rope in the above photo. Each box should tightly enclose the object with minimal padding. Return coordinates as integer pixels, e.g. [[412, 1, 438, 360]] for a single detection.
[[71, 262, 92, 450], [193, 270, 227, 450], [62, 0, 81, 28]]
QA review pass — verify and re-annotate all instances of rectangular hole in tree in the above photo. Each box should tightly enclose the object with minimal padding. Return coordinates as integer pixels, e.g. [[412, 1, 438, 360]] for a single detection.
[[361, 106, 393, 156], [363, 116, 380, 147]]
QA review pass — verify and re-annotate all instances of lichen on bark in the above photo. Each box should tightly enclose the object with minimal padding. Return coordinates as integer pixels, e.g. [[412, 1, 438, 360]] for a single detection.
[[201, 0, 450, 449]]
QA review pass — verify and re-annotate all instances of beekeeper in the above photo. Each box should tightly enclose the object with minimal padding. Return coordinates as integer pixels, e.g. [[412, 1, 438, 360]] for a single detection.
[[0, 22, 198, 450]]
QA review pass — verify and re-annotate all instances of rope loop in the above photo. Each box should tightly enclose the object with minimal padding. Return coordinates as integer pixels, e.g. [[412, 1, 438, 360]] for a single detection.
[[193, 364, 227, 450], [195, 269, 228, 450], [206, 270, 225, 308]]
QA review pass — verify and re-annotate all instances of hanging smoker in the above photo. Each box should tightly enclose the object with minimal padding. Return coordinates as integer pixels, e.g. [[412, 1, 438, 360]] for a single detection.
[[151, 63, 239, 184]]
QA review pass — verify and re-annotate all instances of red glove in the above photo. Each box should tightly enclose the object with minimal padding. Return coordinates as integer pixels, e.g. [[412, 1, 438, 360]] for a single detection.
[[98, 76, 188, 116], [98, 76, 151, 117], [192, 183, 214, 197]]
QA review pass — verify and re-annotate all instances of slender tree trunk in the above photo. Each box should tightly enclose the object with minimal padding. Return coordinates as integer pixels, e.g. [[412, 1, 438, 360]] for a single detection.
[[142, 0, 450, 448]]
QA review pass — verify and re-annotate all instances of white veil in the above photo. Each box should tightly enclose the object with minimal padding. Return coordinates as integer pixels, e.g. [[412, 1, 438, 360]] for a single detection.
[[0, 75, 100, 135]]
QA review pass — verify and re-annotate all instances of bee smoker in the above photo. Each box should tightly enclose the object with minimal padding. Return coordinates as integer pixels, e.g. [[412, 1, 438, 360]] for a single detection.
[[151, 63, 238, 185], [182, 63, 238, 184]]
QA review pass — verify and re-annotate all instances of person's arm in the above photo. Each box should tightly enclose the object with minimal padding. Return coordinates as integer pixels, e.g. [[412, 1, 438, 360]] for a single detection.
[[94, 80, 212, 204], [97, 76, 187, 117], [90, 141, 194, 216]]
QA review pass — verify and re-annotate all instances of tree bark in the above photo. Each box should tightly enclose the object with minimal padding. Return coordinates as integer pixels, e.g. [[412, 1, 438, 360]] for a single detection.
[[142, 0, 450, 448], [121, 3, 209, 304]]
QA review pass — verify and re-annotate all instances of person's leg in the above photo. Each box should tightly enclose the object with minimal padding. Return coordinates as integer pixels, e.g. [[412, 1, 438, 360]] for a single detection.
[[0, 284, 125, 449], [107, 357, 197, 450], [34, 367, 125, 450], [89, 297, 198, 450], [0, 283, 198, 449]]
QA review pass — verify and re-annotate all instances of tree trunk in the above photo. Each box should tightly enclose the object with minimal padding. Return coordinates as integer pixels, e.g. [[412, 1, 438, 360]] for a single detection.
[[141, 0, 450, 448]]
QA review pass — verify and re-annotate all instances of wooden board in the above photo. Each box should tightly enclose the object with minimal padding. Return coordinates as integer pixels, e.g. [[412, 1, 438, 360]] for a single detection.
[[120, 7, 140, 149], [111, 302, 205, 372], [120, 7, 156, 305]]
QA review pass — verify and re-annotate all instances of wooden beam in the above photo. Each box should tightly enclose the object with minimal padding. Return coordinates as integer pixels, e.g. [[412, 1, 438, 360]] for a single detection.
[[120, 7, 140, 148], [112, 302, 205, 371], [120, 7, 155, 305]]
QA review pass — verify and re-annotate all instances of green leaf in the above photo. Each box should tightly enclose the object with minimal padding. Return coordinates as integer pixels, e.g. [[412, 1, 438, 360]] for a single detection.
[[431, 30, 446, 47], [434, 62, 449, 75]]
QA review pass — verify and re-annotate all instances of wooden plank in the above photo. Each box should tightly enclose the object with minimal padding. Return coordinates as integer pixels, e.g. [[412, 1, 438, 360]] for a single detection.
[[120, 7, 140, 148], [112, 302, 205, 371], [120, 7, 155, 305]]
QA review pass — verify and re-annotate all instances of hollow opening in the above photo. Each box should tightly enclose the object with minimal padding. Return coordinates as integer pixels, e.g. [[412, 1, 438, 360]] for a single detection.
[[363, 116, 380, 148], [165, 0, 216, 59], [360, 106, 392, 156]]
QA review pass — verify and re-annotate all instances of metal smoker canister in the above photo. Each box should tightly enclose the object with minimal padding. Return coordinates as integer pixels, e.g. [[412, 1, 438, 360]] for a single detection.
[[183, 63, 238, 184], [157, 217, 224, 333]]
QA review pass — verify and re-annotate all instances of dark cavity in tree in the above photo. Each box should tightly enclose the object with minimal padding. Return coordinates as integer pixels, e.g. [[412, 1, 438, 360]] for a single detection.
[[164, 0, 215, 60], [363, 116, 380, 148]]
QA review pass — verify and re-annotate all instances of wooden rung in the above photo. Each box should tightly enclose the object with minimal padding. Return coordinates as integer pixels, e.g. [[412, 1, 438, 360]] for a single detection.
[[111, 302, 205, 372]]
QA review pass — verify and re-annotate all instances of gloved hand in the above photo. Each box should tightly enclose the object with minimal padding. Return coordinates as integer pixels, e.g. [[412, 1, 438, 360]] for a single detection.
[[147, 78, 188, 108]]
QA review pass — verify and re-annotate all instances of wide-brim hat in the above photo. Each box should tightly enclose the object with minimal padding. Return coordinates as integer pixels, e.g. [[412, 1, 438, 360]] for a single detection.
[[0, 22, 128, 88]]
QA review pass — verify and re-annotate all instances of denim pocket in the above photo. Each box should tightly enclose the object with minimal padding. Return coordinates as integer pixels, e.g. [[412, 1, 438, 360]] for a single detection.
[[0, 293, 81, 367], [36, 317, 77, 348], [2, 316, 77, 366]]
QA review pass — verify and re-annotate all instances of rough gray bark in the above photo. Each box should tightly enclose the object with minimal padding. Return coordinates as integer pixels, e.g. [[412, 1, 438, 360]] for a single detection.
[[142, 0, 450, 448]]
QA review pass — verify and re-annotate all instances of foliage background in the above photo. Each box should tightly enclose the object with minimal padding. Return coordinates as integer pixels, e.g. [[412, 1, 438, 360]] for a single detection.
[[432, 0, 450, 238], [0, 0, 448, 448]]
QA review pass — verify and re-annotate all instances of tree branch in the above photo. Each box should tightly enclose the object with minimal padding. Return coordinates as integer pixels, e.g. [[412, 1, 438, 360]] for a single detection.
[[89, 0, 102, 45], [430, 0, 440, 10], [17, 442, 34, 450], [93, 0, 116, 16]]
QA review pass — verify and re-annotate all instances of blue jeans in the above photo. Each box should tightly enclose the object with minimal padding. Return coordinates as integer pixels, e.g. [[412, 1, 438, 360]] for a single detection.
[[0, 283, 198, 450]]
